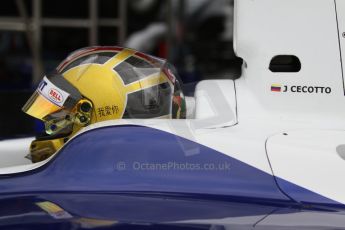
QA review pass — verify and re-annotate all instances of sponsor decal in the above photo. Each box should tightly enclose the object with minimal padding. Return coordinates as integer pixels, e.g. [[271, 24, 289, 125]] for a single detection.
[[38, 80, 48, 91], [271, 84, 331, 94], [48, 88, 64, 103], [37, 76, 70, 107]]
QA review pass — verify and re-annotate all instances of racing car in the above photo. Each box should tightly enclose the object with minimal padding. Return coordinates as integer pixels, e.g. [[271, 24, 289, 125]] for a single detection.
[[0, 0, 344, 229]]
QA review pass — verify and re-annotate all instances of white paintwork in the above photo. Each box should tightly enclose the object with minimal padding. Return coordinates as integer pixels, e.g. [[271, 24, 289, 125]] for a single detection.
[[194, 80, 237, 127], [234, 0, 345, 122], [0, 137, 56, 174], [0, 137, 54, 175], [232, 0, 345, 205], [266, 130, 345, 204], [0, 160, 49, 175], [336, 0, 345, 91], [0, 138, 33, 168], [185, 96, 195, 119]]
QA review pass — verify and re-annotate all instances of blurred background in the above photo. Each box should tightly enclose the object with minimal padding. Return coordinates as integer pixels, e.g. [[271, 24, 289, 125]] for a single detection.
[[0, 0, 242, 139]]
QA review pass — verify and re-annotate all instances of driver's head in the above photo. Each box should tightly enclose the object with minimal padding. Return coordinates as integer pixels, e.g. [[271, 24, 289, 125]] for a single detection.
[[23, 46, 186, 162]]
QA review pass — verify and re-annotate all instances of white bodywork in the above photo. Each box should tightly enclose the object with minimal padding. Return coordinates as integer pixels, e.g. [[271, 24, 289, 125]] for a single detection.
[[0, 138, 33, 168], [0, 0, 345, 208]]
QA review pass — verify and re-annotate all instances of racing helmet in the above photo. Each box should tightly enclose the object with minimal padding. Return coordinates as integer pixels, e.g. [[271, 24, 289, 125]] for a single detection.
[[23, 46, 186, 162]]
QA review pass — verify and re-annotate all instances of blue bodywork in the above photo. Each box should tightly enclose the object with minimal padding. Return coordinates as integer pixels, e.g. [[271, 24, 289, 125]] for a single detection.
[[0, 125, 344, 229]]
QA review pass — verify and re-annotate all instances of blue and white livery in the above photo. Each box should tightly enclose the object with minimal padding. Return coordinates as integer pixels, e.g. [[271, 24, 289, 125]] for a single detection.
[[0, 0, 344, 229]]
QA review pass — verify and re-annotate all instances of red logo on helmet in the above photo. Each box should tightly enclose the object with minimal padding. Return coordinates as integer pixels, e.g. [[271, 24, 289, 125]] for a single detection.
[[49, 88, 63, 103]]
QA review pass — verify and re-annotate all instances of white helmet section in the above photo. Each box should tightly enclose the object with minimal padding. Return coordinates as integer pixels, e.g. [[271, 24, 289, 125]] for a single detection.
[[234, 0, 345, 123]]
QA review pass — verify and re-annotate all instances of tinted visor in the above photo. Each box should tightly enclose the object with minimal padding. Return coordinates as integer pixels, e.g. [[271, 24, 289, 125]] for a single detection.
[[22, 73, 82, 121], [22, 91, 62, 121]]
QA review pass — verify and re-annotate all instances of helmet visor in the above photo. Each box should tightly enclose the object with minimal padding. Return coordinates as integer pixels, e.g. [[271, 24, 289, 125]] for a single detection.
[[23, 74, 82, 121], [22, 91, 62, 121]]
